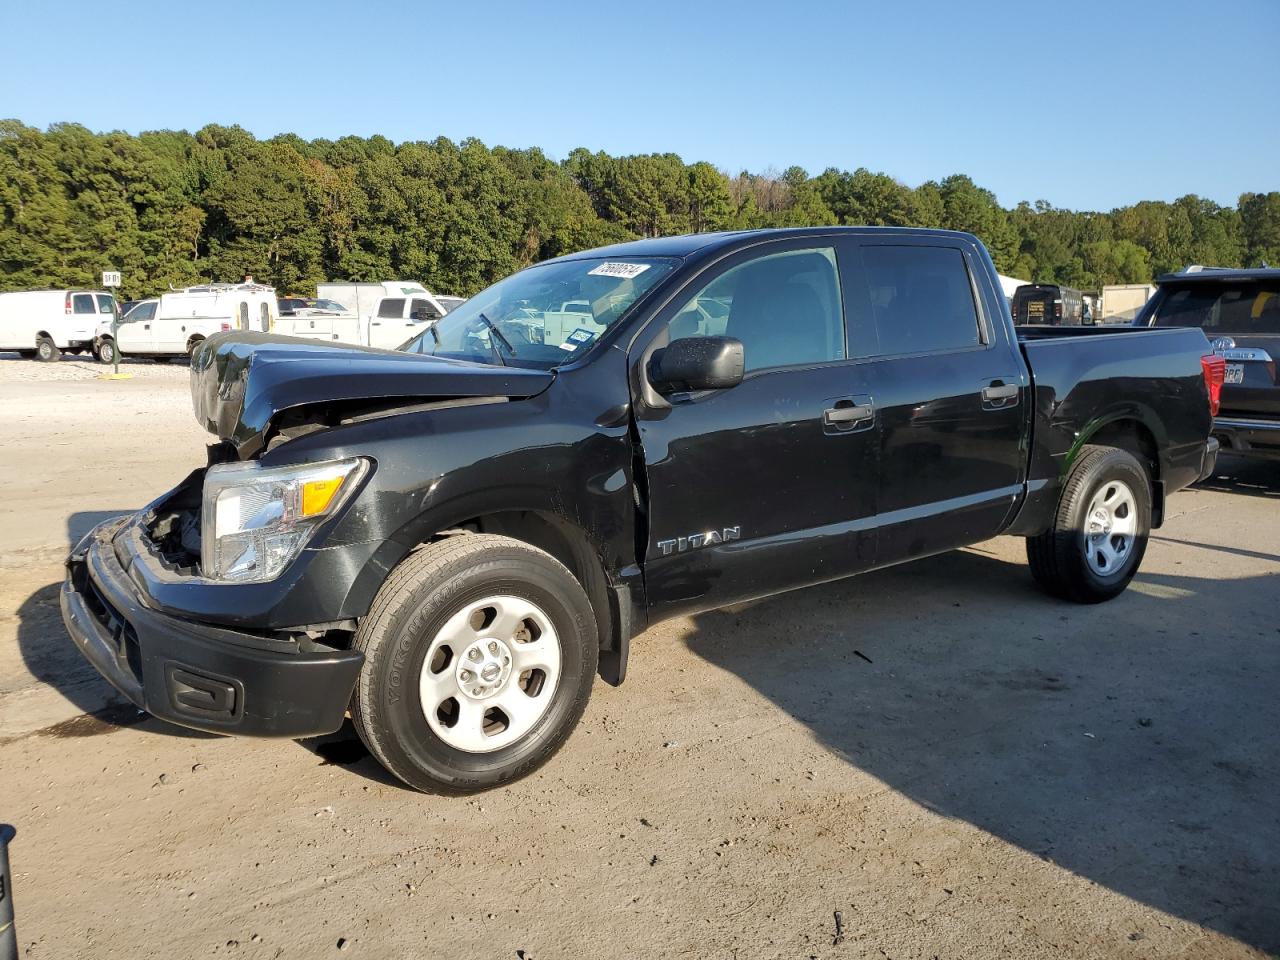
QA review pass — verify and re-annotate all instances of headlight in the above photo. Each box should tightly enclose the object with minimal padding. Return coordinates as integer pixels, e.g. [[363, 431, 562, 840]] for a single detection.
[[200, 458, 366, 583]]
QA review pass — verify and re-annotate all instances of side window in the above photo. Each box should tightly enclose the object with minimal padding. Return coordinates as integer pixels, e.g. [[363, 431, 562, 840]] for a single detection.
[[859, 246, 980, 356], [378, 298, 405, 318], [72, 293, 95, 314], [132, 302, 156, 322], [95, 294, 115, 314], [666, 247, 844, 373], [409, 298, 439, 321], [259, 302, 270, 329], [239, 302, 249, 328]]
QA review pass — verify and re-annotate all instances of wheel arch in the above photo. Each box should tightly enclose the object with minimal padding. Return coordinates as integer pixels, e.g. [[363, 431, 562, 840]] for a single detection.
[[1072, 415, 1165, 526], [348, 504, 637, 686]]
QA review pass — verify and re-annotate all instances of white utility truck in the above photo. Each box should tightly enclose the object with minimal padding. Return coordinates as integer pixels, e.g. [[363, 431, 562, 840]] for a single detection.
[[96, 283, 276, 363], [294, 281, 456, 349], [0, 289, 118, 361]]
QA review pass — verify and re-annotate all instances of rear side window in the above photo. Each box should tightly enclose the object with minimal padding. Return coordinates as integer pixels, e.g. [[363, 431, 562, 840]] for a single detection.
[[239, 302, 249, 328], [260, 303, 270, 329], [72, 294, 95, 314], [1154, 284, 1280, 334], [859, 246, 981, 355], [378, 298, 405, 318]]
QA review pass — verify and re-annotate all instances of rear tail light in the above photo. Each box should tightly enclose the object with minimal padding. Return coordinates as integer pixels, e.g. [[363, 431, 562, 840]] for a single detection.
[[1201, 354, 1226, 417], [1053, 302, 1062, 321], [220, 322, 231, 332], [64, 293, 72, 314]]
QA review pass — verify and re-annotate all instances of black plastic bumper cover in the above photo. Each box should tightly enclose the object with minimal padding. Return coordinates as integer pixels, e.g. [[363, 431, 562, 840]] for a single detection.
[[60, 519, 363, 738]]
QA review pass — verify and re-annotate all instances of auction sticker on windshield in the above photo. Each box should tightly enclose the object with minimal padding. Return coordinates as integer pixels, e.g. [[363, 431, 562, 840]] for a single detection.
[[588, 262, 651, 279]]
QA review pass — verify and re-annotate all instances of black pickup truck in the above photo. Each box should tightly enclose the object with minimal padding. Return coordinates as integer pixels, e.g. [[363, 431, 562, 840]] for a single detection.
[[61, 228, 1220, 793], [1134, 266, 1280, 459]]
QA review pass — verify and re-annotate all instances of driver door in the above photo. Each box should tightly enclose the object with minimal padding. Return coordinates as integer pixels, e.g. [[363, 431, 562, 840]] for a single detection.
[[631, 239, 879, 619], [117, 301, 157, 353]]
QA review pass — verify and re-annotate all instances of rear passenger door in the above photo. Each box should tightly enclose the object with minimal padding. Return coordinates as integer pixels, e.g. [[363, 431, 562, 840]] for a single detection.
[[848, 237, 1027, 565]]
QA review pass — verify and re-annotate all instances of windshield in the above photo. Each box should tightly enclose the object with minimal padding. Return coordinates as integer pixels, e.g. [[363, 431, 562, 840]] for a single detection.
[[1153, 283, 1280, 334], [399, 257, 676, 368]]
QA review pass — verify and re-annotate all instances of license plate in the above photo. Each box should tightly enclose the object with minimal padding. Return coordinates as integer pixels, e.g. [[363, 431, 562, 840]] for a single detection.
[[1225, 363, 1244, 384]]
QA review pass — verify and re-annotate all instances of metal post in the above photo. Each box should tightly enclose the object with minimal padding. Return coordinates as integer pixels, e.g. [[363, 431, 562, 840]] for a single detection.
[[0, 824, 16, 960], [112, 309, 121, 377]]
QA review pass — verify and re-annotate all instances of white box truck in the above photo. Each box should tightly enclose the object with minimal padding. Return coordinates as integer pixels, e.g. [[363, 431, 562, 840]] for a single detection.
[[96, 283, 276, 362], [0, 289, 118, 361], [1100, 284, 1156, 324]]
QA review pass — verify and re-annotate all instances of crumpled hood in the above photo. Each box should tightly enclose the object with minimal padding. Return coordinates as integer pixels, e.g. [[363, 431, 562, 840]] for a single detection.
[[190, 332, 554, 457]]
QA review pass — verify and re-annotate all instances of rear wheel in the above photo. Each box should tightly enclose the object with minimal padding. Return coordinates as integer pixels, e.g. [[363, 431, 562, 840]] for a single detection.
[[35, 337, 60, 362], [96, 339, 117, 365], [1027, 445, 1151, 603], [351, 534, 597, 793]]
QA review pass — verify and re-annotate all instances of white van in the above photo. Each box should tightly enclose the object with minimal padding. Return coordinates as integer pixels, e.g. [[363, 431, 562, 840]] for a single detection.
[[97, 283, 276, 361], [0, 289, 117, 361]]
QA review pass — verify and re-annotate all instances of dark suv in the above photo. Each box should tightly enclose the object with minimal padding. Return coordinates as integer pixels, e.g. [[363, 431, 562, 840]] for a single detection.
[[1135, 267, 1280, 459]]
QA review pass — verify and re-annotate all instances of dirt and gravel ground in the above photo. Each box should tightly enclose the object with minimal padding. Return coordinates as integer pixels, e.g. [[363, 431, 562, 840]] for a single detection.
[[0, 353, 1276, 959]]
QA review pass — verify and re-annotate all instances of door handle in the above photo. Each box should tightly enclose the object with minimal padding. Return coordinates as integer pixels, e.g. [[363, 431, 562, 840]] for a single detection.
[[824, 402, 873, 425], [981, 381, 1019, 410]]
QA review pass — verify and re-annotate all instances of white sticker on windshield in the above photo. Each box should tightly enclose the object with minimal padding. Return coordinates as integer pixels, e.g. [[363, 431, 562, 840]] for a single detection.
[[588, 262, 651, 279]]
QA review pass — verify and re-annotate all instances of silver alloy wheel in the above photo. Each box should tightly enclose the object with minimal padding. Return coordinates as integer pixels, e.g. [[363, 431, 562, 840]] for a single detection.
[[419, 595, 562, 753], [1082, 479, 1137, 576], [100, 340, 115, 364]]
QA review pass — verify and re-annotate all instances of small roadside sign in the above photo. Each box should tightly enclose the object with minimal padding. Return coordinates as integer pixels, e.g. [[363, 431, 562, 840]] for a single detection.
[[102, 271, 121, 288]]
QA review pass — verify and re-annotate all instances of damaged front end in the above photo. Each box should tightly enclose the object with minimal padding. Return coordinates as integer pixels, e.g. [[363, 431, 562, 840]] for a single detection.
[[190, 331, 554, 459]]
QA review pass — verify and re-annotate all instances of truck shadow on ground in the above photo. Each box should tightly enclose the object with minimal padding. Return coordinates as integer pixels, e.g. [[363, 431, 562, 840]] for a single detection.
[[679, 547, 1280, 952], [1195, 454, 1280, 500]]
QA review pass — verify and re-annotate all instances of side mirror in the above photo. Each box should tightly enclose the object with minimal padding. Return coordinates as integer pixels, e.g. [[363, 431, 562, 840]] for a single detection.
[[649, 336, 745, 394]]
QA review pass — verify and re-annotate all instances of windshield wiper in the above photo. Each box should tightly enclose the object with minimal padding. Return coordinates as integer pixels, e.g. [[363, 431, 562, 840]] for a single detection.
[[475, 312, 515, 365]]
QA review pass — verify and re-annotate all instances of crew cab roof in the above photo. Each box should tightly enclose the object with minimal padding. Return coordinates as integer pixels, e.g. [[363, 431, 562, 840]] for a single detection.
[[543, 226, 985, 264], [1156, 266, 1280, 284]]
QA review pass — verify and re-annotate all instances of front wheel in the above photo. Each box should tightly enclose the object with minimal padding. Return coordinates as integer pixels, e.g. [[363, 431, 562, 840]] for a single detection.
[[35, 337, 60, 362], [96, 339, 117, 364], [1027, 445, 1151, 603], [351, 535, 598, 793]]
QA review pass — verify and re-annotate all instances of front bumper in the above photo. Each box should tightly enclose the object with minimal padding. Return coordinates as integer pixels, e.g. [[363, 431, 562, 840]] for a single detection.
[[1212, 417, 1280, 461], [60, 518, 363, 738]]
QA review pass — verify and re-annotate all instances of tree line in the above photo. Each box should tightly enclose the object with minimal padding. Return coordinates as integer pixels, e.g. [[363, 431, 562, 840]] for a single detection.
[[1, 120, 1277, 300]]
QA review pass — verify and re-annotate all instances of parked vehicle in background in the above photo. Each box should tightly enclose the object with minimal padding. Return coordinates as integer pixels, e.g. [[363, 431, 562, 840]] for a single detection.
[[277, 297, 310, 317], [1135, 266, 1280, 459], [0, 289, 117, 361], [279, 285, 452, 349], [1011, 283, 1089, 325], [96, 283, 276, 362], [61, 227, 1220, 794], [1101, 284, 1156, 324]]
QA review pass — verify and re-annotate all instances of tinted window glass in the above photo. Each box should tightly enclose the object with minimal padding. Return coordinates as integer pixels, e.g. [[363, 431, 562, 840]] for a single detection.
[[378, 298, 405, 318], [860, 246, 980, 355], [259, 302, 270, 329], [239, 302, 249, 328], [72, 294, 95, 314], [128, 302, 156, 322], [1153, 284, 1280, 334], [409, 298, 439, 320], [95, 294, 116, 314], [666, 247, 844, 372]]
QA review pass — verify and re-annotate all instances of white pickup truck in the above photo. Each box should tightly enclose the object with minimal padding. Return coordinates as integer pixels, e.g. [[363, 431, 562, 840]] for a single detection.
[[279, 282, 459, 350], [96, 284, 276, 362]]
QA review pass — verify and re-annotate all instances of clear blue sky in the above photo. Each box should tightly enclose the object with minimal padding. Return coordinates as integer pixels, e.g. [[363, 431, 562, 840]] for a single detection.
[[2, 0, 1276, 212]]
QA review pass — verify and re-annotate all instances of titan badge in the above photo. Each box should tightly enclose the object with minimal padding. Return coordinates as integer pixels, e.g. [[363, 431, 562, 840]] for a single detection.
[[657, 526, 741, 556]]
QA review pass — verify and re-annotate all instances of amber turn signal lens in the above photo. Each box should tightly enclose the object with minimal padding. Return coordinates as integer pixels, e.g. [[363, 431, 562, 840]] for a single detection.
[[301, 477, 345, 517]]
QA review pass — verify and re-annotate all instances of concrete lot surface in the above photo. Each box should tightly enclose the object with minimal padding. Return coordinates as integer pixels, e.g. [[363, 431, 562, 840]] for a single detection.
[[0, 355, 1276, 959]]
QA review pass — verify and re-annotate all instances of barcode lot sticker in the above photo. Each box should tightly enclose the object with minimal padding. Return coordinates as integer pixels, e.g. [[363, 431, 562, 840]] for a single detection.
[[588, 262, 650, 279]]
